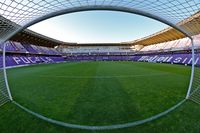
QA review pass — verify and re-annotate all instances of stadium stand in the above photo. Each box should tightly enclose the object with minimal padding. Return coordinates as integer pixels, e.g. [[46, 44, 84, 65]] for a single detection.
[[1, 33, 199, 68], [4, 54, 64, 67], [0, 40, 64, 68], [21, 43, 38, 54]]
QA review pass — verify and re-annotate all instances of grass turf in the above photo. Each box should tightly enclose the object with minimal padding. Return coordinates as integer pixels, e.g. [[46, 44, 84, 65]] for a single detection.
[[1, 61, 200, 132]]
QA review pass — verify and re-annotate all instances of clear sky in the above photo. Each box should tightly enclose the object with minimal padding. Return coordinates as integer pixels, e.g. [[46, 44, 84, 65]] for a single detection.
[[28, 11, 168, 43]]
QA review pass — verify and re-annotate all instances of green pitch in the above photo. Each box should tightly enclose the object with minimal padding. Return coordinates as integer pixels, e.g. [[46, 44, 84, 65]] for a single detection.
[[1, 61, 200, 133]]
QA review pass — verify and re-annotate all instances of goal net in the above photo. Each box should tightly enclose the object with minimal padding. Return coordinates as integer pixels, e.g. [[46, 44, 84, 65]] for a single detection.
[[0, 42, 11, 106], [0, 0, 200, 107], [188, 35, 200, 104]]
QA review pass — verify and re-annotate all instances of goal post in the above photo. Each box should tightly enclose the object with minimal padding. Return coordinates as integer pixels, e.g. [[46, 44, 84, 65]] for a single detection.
[[3, 41, 13, 101], [187, 36, 200, 104], [0, 41, 12, 106], [186, 38, 195, 99]]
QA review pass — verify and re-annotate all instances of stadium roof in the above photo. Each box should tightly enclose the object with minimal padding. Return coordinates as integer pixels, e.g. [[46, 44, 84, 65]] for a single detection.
[[126, 11, 200, 46], [11, 29, 66, 47], [0, 15, 66, 47]]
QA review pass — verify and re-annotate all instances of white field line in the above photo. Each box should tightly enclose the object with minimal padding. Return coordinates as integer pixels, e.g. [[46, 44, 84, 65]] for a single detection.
[[39, 73, 170, 79]]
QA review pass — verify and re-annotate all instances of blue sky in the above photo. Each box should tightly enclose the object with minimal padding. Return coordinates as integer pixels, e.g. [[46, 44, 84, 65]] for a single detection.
[[28, 11, 168, 43]]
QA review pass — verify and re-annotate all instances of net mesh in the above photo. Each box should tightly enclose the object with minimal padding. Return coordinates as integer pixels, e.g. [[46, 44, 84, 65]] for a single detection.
[[0, 43, 10, 106], [188, 37, 200, 104], [0, 0, 200, 106]]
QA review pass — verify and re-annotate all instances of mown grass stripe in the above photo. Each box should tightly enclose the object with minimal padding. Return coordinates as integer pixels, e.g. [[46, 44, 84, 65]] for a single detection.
[[12, 99, 186, 130], [38, 73, 170, 79]]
